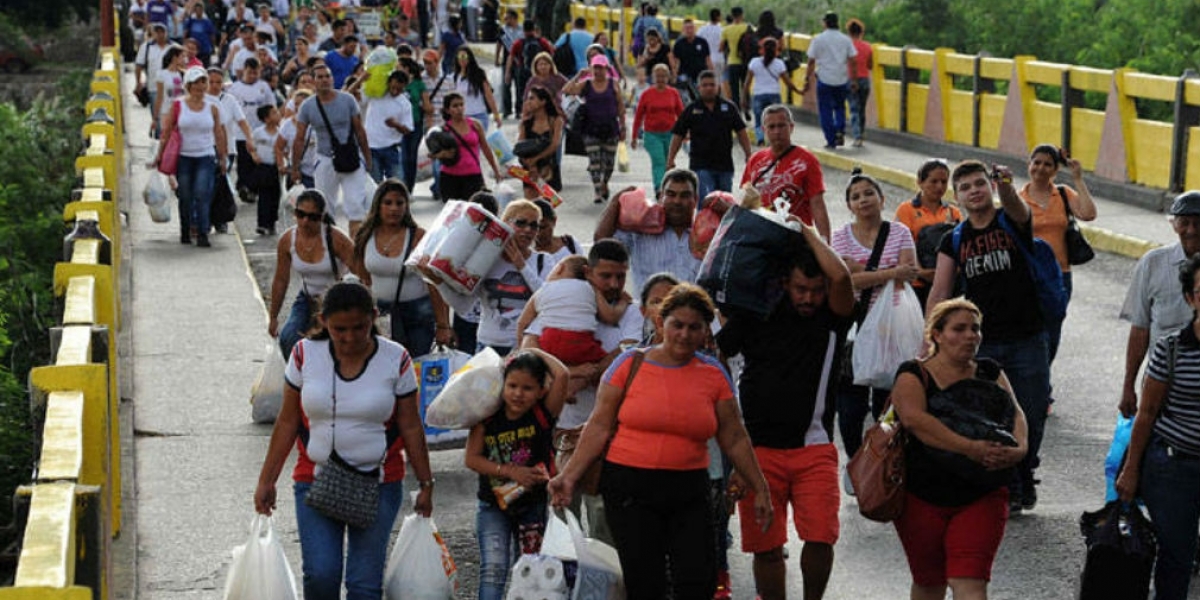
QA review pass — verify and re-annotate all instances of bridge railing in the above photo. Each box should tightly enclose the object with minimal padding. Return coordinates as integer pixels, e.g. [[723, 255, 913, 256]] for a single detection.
[[558, 3, 1199, 198], [0, 38, 124, 600]]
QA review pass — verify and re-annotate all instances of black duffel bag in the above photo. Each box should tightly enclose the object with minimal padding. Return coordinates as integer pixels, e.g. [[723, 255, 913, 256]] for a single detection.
[[924, 378, 1017, 489], [1079, 501, 1155, 600], [697, 206, 810, 318]]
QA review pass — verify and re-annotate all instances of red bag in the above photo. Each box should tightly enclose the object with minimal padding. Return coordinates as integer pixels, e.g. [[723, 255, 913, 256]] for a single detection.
[[690, 191, 735, 258], [158, 100, 182, 176], [617, 188, 665, 234]]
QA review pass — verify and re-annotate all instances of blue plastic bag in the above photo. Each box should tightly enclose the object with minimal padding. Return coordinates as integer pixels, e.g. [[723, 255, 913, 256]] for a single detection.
[[414, 346, 472, 444], [1104, 414, 1133, 502]]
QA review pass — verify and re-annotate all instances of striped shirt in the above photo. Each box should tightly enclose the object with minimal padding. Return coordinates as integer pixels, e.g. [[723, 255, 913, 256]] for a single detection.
[[831, 221, 915, 309], [615, 228, 701, 292], [1147, 325, 1200, 455]]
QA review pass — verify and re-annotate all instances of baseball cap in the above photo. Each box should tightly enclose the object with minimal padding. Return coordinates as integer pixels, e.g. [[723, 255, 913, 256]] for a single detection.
[[151, 22, 167, 31], [422, 49, 440, 62], [1170, 191, 1200, 216], [590, 54, 610, 68], [184, 66, 208, 84]]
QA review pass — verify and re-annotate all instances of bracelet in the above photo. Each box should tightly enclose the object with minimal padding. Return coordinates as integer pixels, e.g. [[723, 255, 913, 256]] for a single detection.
[[418, 478, 436, 488]]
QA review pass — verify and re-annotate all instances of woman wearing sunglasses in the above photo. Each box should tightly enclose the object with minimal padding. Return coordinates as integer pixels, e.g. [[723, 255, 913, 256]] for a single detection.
[[425, 199, 545, 355], [269, 189, 359, 359]]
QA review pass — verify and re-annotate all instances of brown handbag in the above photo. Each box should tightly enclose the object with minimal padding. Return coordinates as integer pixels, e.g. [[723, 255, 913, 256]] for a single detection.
[[846, 365, 928, 523], [553, 350, 646, 496]]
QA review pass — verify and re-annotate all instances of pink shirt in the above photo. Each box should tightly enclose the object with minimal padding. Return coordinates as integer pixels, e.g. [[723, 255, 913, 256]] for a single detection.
[[831, 221, 914, 308], [852, 39, 872, 79], [440, 120, 483, 176]]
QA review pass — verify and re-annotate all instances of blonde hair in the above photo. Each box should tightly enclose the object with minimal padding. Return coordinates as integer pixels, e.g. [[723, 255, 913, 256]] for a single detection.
[[651, 63, 670, 77], [502, 199, 541, 221], [924, 297, 982, 356]]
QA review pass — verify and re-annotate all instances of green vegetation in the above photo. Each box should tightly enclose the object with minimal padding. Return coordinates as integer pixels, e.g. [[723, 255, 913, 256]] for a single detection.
[[2, 0, 94, 30], [0, 69, 90, 546]]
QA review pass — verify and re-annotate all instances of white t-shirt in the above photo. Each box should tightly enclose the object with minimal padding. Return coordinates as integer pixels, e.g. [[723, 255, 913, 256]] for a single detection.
[[136, 41, 168, 84], [698, 23, 723, 64], [252, 124, 280, 164], [209, 92, 246, 156], [533, 279, 599, 333], [227, 79, 276, 138], [279, 117, 318, 175], [455, 75, 490, 116], [748, 56, 788, 96], [284, 337, 418, 473], [364, 92, 414, 149], [806, 28, 856, 86], [177, 98, 218, 156], [156, 69, 185, 118]]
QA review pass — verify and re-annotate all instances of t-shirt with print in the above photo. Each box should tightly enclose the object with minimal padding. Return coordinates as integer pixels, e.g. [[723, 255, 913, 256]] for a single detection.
[[227, 79, 276, 140], [671, 98, 745, 173], [440, 259, 543, 349], [831, 220, 915, 309], [716, 303, 850, 449], [285, 337, 418, 483], [475, 401, 556, 511], [740, 145, 825, 224], [937, 212, 1043, 341], [297, 91, 360, 156]]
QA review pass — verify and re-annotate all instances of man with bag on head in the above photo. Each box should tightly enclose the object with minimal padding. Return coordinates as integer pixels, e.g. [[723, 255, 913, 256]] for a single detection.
[[291, 64, 373, 238], [926, 159, 1052, 515], [742, 104, 831, 241], [715, 222, 854, 600], [1118, 190, 1200, 418]]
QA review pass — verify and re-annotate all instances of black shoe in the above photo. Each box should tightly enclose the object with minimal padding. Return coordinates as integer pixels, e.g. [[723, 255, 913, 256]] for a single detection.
[[835, 131, 845, 147], [1021, 479, 1039, 511], [215, 223, 228, 234], [196, 234, 211, 247], [256, 226, 267, 235], [180, 233, 192, 245]]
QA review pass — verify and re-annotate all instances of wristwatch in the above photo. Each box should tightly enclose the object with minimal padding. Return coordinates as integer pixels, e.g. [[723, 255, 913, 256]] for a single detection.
[[418, 478, 436, 489]]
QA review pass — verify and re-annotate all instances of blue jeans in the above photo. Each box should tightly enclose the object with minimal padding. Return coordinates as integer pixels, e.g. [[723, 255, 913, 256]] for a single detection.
[[752, 93, 781, 144], [978, 332, 1050, 490], [1046, 270, 1073, 366], [402, 126, 424, 193], [836, 382, 890, 459], [849, 77, 871, 140], [1139, 435, 1200, 600], [369, 145, 403, 183], [694, 169, 733, 201], [816, 80, 849, 147], [294, 481, 405, 600], [476, 499, 548, 600], [377, 295, 436, 356], [279, 291, 315, 360], [176, 154, 216, 237]]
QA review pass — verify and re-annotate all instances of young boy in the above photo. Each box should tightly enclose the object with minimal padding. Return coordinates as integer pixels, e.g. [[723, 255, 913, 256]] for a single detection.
[[227, 56, 276, 201], [251, 105, 282, 235], [516, 255, 631, 365]]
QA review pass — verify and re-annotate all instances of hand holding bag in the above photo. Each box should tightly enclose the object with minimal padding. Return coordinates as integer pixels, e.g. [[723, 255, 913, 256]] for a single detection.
[[1060, 184, 1095, 265], [852, 280, 925, 390], [847, 403, 907, 522], [157, 99, 183, 176]]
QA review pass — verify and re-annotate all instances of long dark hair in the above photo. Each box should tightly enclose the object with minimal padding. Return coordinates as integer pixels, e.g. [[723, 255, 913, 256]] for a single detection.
[[454, 46, 488, 97], [353, 179, 418, 266], [761, 38, 778, 67], [522, 85, 560, 120], [309, 279, 377, 341]]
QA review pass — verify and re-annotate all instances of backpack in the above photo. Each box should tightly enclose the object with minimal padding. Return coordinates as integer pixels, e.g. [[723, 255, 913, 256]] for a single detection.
[[554, 33, 577, 76], [520, 37, 542, 78], [950, 212, 1067, 322], [737, 25, 759, 62], [913, 199, 959, 269]]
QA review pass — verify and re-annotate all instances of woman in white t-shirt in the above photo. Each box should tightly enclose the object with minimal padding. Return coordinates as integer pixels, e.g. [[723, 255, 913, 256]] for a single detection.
[[742, 38, 801, 145], [830, 169, 919, 475], [154, 45, 188, 134]]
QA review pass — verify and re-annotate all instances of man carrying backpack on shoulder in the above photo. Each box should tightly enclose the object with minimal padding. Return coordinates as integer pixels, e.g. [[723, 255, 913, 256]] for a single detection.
[[506, 20, 553, 115], [926, 160, 1057, 517]]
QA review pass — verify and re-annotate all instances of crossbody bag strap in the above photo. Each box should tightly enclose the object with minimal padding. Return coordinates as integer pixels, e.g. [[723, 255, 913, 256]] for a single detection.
[[854, 221, 891, 324], [750, 145, 795, 186], [314, 96, 342, 145], [1058, 185, 1077, 224], [447, 122, 482, 169], [611, 350, 647, 420], [391, 228, 417, 306]]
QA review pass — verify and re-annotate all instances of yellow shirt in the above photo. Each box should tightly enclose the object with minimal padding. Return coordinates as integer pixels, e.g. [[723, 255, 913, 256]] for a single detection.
[[721, 23, 751, 65]]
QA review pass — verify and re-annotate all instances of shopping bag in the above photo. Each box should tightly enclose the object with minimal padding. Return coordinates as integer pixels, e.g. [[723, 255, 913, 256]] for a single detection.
[[616, 188, 664, 234], [424, 347, 504, 430], [284, 183, 305, 209], [852, 281, 924, 390], [1079, 501, 1155, 600], [250, 343, 286, 424], [414, 345, 473, 443], [1104, 414, 1133, 502], [211, 172, 238, 225], [384, 510, 458, 600], [143, 171, 172, 223], [222, 515, 299, 600], [541, 507, 577, 562], [488, 129, 516, 165], [690, 191, 734, 259], [505, 554, 570, 600], [561, 508, 624, 600], [697, 205, 810, 317], [616, 141, 629, 172]]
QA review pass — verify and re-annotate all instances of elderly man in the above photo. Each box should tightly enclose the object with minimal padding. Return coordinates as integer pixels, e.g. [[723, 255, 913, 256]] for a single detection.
[[741, 104, 831, 240]]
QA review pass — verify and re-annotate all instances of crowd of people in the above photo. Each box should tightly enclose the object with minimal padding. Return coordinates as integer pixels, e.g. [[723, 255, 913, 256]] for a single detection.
[[128, 1, 1200, 599]]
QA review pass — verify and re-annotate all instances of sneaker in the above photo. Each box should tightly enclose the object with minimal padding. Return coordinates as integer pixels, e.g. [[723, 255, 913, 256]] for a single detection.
[[196, 234, 211, 247], [853, 138, 864, 147], [843, 468, 856, 497], [256, 226, 268, 236], [713, 570, 732, 600], [214, 223, 228, 234]]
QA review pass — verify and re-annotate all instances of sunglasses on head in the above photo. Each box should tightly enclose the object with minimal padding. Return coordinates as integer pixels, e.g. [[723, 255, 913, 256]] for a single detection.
[[295, 208, 324, 221], [510, 218, 540, 230]]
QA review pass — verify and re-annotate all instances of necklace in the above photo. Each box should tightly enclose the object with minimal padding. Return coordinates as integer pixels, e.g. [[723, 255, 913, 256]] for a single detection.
[[378, 228, 405, 255], [295, 230, 321, 255]]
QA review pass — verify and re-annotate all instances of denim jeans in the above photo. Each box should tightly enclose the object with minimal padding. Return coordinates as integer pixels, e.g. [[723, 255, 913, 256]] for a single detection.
[[836, 382, 890, 459], [816, 80, 849, 147], [641, 131, 672, 193], [294, 480, 404, 600], [377, 295, 436, 356], [369, 145, 403, 183], [402, 126, 424, 194], [476, 499, 548, 600], [1046, 270, 1073, 366], [752, 92, 781, 144], [977, 332, 1050, 490], [176, 154, 216, 237], [849, 77, 871, 140], [279, 291, 315, 360], [1139, 434, 1200, 600], [694, 169, 733, 201]]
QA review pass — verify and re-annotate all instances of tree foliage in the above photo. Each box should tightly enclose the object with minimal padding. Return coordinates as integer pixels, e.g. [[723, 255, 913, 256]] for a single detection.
[[1, 0, 94, 31]]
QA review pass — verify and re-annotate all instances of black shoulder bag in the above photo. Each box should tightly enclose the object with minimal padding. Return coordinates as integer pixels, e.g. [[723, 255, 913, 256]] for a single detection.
[[840, 221, 891, 383], [376, 229, 417, 343], [1059, 184, 1095, 265], [315, 95, 361, 173]]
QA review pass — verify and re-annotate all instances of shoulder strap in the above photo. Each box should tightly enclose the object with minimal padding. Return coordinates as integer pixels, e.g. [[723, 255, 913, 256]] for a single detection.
[[750, 145, 795, 186], [612, 350, 647, 417], [431, 73, 448, 97], [447, 122, 482, 168], [314, 95, 340, 141], [1058, 185, 1076, 221], [391, 227, 417, 305], [854, 221, 891, 320], [536, 252, 545, 274], [564, 234, 578, 254], [323, 223, 339, 280]]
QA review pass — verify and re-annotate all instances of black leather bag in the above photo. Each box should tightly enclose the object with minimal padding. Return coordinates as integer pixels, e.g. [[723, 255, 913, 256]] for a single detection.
[[1060, 185, 1095, 265], [315, 97, 362, 173], [924, 378, 1017, 488], [1079, 501, 1155, 600]]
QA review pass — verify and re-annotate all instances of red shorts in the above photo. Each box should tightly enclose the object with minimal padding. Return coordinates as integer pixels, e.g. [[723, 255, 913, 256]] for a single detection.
[[737, 444, 840, 552], [893, 488, 1009, 586], [539, 328, 608, 365]]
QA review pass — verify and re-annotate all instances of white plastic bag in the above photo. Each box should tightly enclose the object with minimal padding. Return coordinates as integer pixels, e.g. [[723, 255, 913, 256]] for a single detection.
[[250, 343, 286, 424], [541, 508, 577, 562], [222, 515, 298, 600], [143, 171, 172, 223], [852, 281, 925, 389], [506, 554, 570, 599], [424, 347, 504, 429], [562, 508, 624, 600], [489, 129, 516, 165], [384, 511, 458, 600], [284, 184, 305, 209]]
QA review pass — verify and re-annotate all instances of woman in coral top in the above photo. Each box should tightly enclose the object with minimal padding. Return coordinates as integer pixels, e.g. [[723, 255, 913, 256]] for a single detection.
[[548, 283, 772, 599], [631, 63, 684, 194]]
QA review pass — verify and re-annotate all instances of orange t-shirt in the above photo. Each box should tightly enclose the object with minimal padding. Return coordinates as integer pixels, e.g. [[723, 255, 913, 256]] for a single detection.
[[1019, 183, 1078, 271], [603, 350, 734, 471], [894, 196, 962, 243]]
